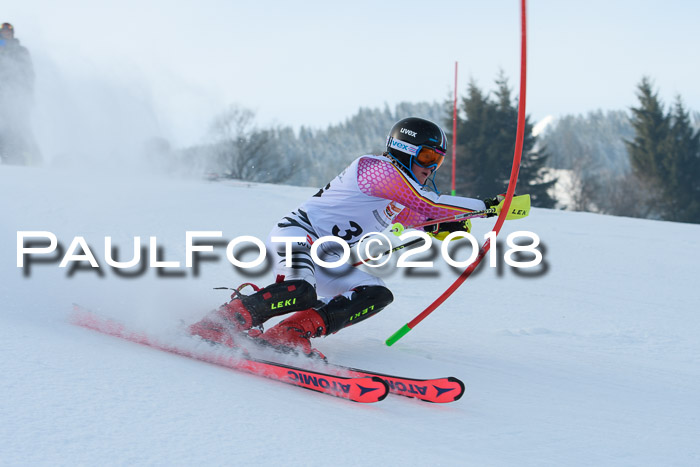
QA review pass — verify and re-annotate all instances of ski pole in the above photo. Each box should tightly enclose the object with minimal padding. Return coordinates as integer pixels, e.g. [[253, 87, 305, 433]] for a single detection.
[[389, 194, 530, 235], [389, 210, 494, 234]]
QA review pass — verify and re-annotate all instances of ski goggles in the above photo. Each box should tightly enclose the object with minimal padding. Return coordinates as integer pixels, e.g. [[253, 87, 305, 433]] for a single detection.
[[388, 137, 446, 170], [413, 145, 446, 170]]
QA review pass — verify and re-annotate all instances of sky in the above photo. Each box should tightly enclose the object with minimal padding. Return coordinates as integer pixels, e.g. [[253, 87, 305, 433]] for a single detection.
[[4, 0, 700, 150]]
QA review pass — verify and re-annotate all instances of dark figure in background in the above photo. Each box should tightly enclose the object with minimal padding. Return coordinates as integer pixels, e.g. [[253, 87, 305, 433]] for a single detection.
[[0, 22, 40, 165]]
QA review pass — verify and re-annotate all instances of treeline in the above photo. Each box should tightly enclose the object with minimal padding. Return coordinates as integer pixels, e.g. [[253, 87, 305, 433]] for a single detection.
[[161, 74, 699, 224], [166, 102, 443, 188], [538, 77, 700, 222]]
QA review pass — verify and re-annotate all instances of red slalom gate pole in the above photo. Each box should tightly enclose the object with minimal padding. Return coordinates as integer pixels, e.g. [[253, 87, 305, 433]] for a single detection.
[[386, 0, 528, 346], [451, 61, 458, 196]]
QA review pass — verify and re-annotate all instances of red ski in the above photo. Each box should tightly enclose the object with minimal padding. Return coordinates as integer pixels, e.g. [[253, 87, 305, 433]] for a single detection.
[[326, 365, 464, 403], [193, 325, 466, 402], [70, 307, 388, 403]]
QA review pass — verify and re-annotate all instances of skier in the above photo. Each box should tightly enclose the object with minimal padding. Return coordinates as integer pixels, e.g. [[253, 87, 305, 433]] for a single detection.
[[0, 22, 39, 165], [0, 23, 33, 93], [189, 117, 505, 357]]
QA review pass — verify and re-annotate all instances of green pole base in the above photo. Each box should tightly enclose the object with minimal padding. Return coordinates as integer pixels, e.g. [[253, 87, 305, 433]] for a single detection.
[[385, 324, 412, 346]]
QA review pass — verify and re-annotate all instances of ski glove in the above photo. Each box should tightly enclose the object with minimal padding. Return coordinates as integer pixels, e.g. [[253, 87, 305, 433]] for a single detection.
[[483, 193, 507, 217], [424, 219, 472, 241]]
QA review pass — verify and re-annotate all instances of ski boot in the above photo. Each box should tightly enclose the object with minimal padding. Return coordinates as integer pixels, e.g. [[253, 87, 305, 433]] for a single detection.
[[252, 308, 329, 359], [188, 278, 318, 347], [255, 285, 394, 358]]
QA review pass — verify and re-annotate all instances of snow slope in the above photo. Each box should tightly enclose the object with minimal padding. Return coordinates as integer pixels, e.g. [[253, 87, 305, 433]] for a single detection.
[[2, 165, 699, 466]]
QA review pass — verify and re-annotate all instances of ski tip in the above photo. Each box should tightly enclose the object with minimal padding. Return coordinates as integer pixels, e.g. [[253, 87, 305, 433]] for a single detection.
[[447, 376, 466, 401], [347, 376, 389, 403], [371, 376, 390, 402], [420, 377, 465, 403]]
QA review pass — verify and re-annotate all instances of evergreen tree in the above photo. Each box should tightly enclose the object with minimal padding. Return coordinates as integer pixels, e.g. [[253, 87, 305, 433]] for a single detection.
[[451, 74, 556, 207], [626, 78, 700, 222], [455, 78, 502, 197], [493, 74, 557, 208], [625, 77, 670, 215], [666, 97, 700, 222]]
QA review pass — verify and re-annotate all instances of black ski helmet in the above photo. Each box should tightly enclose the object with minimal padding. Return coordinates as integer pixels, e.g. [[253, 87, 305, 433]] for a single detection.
[[385, 117, 448, 183]]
